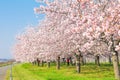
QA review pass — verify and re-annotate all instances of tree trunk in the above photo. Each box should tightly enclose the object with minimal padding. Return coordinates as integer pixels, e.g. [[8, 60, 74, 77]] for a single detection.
[[95, 57, 97, 64], [32, 62, 34, 65], [84, 57, 86, 65], [112, 52, 120, 80], [67, 61, 70, 66], [66, 58, 70, 66], [37, 59, 40, 66], [69, 57, 73, 66], [80, 55, 84, 65], [109, 55, 112, 64], [95, 55, 100, 66], [76, 54, 81, 73], [35, 61, 37, 65], [56, 56, 60, 70], [37, 61, 40, 66], [47, 61, 50, 68], [41, 60, 44, 67], [62, 58, 66, 65]]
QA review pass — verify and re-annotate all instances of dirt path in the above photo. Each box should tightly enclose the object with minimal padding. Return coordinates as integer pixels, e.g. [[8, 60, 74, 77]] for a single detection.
[[0, 65, 10, 80]]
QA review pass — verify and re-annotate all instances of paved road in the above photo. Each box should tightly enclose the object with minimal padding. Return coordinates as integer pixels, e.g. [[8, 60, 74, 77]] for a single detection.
[[0, 65, 10, 80]]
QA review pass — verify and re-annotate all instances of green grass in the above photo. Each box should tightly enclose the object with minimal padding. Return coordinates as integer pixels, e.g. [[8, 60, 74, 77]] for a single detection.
[[6, 63, 115, 80]]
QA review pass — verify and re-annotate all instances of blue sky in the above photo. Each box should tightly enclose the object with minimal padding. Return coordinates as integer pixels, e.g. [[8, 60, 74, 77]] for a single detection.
[[0, 0, 43, 59]]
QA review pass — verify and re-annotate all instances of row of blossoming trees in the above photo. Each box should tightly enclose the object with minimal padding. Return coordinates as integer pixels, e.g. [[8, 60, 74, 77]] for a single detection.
[[13, 0, 120, 79]]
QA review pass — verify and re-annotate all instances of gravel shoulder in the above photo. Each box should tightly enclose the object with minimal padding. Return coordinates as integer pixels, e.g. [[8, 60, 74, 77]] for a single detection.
[[0, 65, 10, 80]]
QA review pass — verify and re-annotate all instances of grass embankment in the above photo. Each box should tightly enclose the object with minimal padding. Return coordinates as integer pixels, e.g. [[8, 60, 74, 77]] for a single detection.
[[6, 63, 115, 80], [0, 62, 12, 67]]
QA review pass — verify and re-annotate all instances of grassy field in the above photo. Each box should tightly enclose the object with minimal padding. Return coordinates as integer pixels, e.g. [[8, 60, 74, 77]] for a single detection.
[[6, 63, 115, 80]]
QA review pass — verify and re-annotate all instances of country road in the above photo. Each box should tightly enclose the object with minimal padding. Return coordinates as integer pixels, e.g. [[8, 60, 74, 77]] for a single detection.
[[0, 65, 10, 80]]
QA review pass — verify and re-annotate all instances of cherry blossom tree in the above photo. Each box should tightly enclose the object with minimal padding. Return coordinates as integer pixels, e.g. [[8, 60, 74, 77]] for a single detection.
[[34, 0, 91, 72], [13, 27, 39, 63], [81, 0, 120, 79]]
